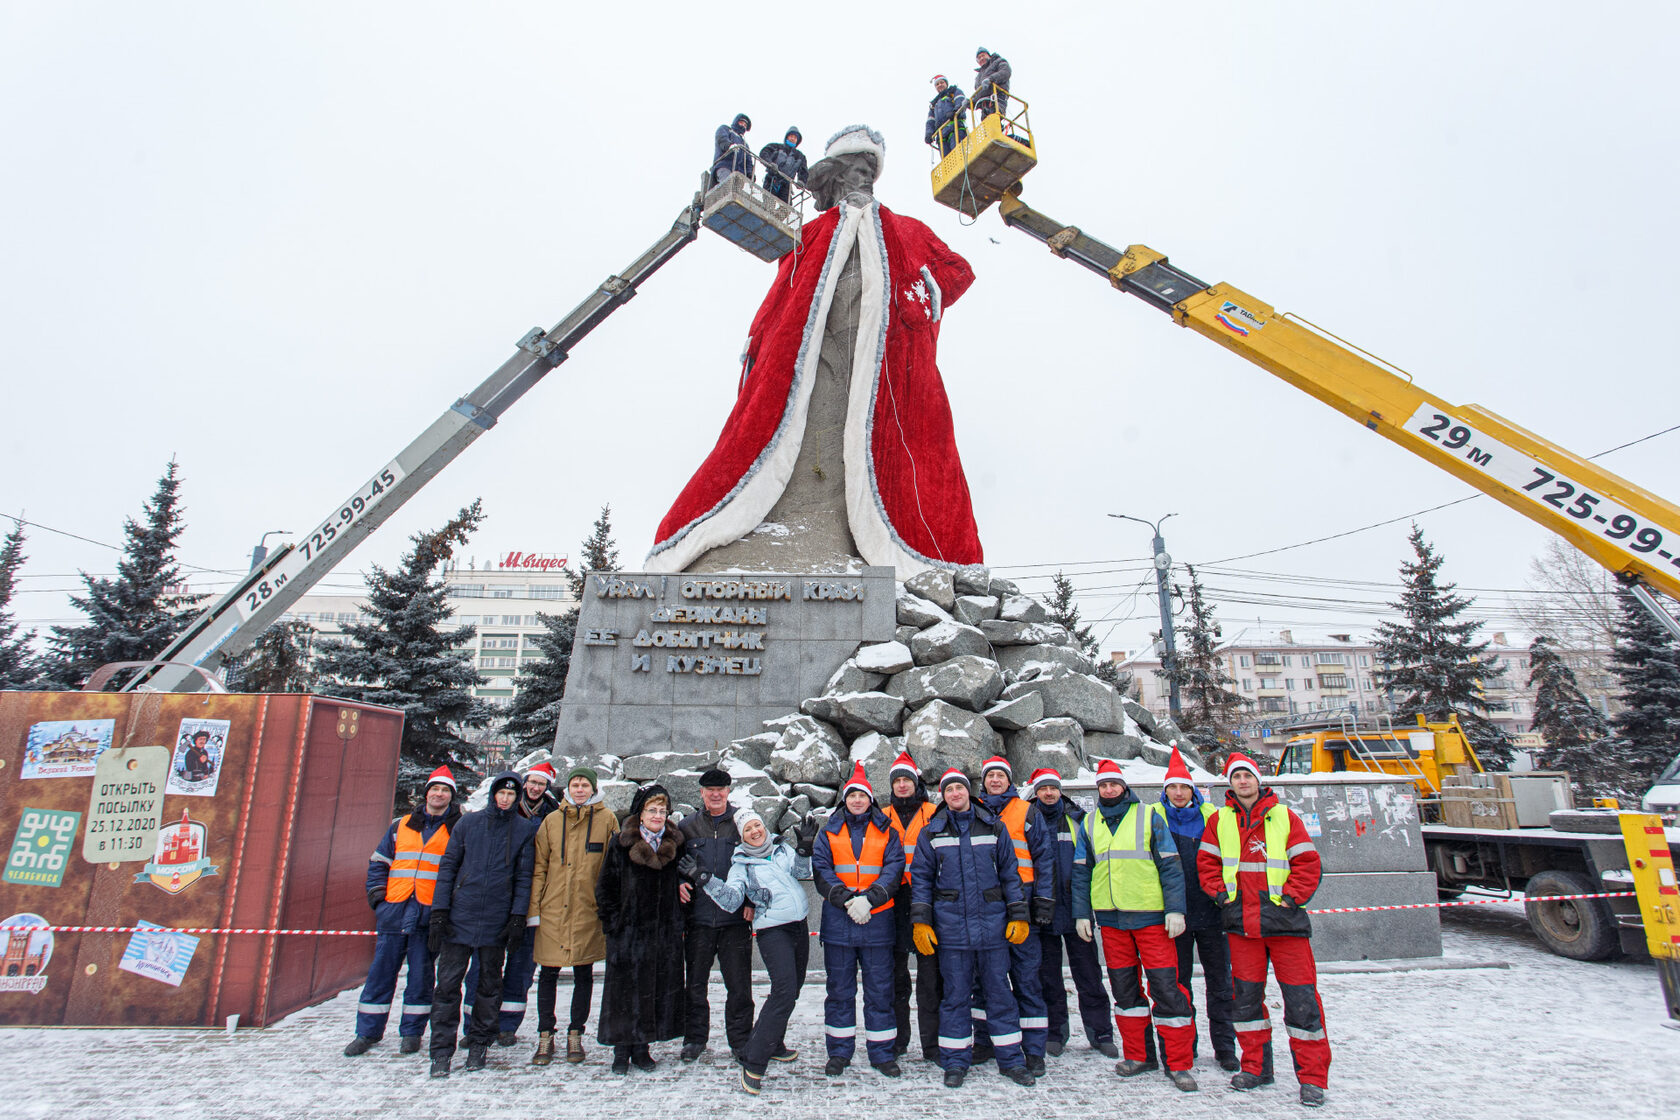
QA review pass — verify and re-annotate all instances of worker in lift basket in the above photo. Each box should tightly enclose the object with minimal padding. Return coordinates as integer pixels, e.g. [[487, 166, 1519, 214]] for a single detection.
[[759, 126, 809, 203], [712, 113, 754, 186], [1197, 752, 1331, 1108], [925, 75, 968, 157]]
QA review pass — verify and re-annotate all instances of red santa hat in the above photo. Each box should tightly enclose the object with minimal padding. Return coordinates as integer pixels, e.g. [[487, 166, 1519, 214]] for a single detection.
[[889, 751, 920, 782], [1224, 753, 1263, 782], [824, 124, 886, 180], [1093, 758, 1124, 783], [841, 762, 874, 799], [980, 756, 1012, 780], [931, 73, 949, 86], [1026, 767, 1062, 794], [1162, 748, 1195, 790], [526, 762, 558, 786], [938, 767, 971, 791], [425, 765, 457, 793]]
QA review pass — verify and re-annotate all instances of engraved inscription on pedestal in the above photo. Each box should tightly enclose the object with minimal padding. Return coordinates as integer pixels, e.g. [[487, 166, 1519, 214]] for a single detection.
[[554, 568, 897, 759]]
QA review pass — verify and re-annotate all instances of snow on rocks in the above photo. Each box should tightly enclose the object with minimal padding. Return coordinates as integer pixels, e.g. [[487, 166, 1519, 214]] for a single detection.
[[799, 691, 906, 737], [951, 593, 1000, 626], [909, 619, 990, 664], [993, 643, 1094, 682], [903, 568, 957, 610], [952, 565, 992, 597], [597, 779, 638, 817], [1082, 729, 1146, 761], [1004, 718, 1085, 779], [822, 658, 886, 696], [896, 592, 953, 629], [621, 750, 717, 782], [979, 618, 1071, 647], [721, 731, 779, 770], [1000, 669, 1124, 732], [849, 729, 904, 794], [901, 699, 995, 779], [789, 781, 838, 807], [885, 654, 1005, 712], [980, 690, 1044, 731], [854, 640, 913, 674], [766, 716, 846, 786]]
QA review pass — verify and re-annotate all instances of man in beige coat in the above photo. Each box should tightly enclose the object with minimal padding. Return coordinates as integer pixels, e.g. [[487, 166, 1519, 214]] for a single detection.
[[528, 765, 620, 1065]]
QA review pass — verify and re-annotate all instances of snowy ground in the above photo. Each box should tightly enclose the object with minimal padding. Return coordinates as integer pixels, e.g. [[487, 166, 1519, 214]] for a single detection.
[[2, 901, 1672, 1119]]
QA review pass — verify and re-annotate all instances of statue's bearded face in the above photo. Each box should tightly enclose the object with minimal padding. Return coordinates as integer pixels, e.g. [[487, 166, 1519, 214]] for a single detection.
[[808, 152, 879, 210]]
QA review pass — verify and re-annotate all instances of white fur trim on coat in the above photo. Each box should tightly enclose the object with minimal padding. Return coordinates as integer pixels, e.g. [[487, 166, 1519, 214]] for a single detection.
[[823, 124, 885, 180]]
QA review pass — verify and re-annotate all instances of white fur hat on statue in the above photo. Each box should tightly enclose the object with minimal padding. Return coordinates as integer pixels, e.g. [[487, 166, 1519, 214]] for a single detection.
[[823, 124, 886, 180]]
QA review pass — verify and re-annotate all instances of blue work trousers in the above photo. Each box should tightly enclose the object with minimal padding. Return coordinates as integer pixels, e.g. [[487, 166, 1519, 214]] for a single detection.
[[354, 929, 434, 1040], [973, 925, 1047, 1057], [938, 947, 1023, 1071], [822, 942, 896, 1067]]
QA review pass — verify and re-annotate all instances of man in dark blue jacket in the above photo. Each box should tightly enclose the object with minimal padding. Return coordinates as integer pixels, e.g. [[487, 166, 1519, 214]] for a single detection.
[[758, 126, 808, 203], [812, 764, 905, 1077], [712, 113, 753, 186], [344, 765, 461, 1057], [1026, 767, 1117, 1059], [911, 768, 1036, 1089], [427, 771, 537, 1078], [925, 75, 969, 157], [677, 769, 754, 1062]]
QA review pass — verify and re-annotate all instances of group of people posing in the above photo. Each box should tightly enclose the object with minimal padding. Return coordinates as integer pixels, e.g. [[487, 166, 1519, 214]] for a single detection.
[[345, 744, 1332, 1107], [704, 45, 1015, 206]]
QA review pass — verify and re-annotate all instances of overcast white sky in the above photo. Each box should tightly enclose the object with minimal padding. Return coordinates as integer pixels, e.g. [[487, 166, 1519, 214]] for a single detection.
[[3, 2, 1676, 660]]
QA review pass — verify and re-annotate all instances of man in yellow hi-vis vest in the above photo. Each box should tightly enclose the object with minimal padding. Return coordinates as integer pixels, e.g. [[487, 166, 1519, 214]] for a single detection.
[[1197, 753, 1329, 1109], [1071, 758, 1199, 1093]]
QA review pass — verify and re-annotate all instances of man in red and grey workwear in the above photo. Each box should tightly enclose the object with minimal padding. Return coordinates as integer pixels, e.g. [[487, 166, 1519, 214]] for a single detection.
[[1197, 752, 1330, 1108], [345, 765, 462, 1056]]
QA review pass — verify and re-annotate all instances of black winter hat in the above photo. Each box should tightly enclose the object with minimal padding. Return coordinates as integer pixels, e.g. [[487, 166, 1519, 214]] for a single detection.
[[734, 113, 752, 131], [785, 126, 802, 145], [489, 771, 520, 798], [698, 767, 733, 788]]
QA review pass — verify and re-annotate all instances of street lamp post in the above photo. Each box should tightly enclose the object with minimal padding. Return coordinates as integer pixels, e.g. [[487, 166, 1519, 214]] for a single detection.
[[1109, 512, 1180, 720], [249, 530, 291, 572]]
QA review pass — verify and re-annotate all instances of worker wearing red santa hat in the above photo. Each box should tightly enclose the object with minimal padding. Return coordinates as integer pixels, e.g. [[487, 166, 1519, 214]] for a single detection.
[[967, 756, 1053, 1074], [1197, 752, 1330, 1108], [1072, 757, 1200, 1092], [346, 766, 462, 1058], [1157, 747, 1238, 1072], [1027, 766, 1119, 1059], [883, 750, 942, 1060], [812, 762, 906, 1077]]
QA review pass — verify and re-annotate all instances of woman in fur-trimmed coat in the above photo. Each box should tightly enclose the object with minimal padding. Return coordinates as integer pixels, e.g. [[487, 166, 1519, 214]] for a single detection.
[[594, 783, 689, 1071]]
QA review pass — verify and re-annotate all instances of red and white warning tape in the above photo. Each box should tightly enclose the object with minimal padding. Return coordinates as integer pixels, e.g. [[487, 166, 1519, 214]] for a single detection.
[[0, 891, 1639, 936]]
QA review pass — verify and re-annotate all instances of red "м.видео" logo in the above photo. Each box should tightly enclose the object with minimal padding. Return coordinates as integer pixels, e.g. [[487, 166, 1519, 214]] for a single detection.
[[498, 552, 569, 571]]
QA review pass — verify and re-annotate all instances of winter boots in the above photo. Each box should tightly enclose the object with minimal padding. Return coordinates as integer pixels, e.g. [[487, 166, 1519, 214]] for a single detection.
[[1001, 1064, 1036, 1086], [681, 1042, 706, 1062], [532, 1031, 555, 1066], [1301, 1084, 1326, 1108], [630, 1044, 657, 1071], [1045, 1037, 1065, 1057], [566, 1028, 586, 1063], [1167, 1069, 1199, 1092], [611, 1047, 631, 1074], [1095, 1040, 1120, 1058], [342, 1036, 376, 1057], [1115, 1058, 1158, 1077], [430, 1057, 451, 1079], [399, 1036, 423, 1055], [873, 1060, 902, 1078], [770, 1044, 797, 1062], [740, 1068, 763, 1095], [1216, 1052, 1242, 1072], [824, 1057, 847, 1076], [464, 1044, 488, 1071], [497, 1030, 518, 1047], [943, 1068, 965, 1088], [1230, 1070, 1275, 1091], [1025, 1054, 1046, 1076]]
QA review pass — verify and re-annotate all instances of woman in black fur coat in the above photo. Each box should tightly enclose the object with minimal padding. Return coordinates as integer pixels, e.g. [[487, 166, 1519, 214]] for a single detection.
[[595, 783, 689, 1072]]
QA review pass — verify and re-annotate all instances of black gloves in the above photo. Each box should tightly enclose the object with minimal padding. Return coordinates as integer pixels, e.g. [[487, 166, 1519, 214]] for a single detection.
[[1214, 892, 1232, 908], [1032, 896, 1056, 926], [504, 914, 526, 947], [1277, 895, 1297, 909], [794, 815, 821, 858], [367, 887, 384, 911], [826, 884, 856, 908], [676, 853, 711, 887], [427, 910, 451, 954]]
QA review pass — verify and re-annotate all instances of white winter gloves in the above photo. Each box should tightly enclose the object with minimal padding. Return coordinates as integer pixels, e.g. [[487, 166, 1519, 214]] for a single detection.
[[1075, 918, 1093, 942], [845, 895, 874, 925], [1164, 912, 1186, 939]]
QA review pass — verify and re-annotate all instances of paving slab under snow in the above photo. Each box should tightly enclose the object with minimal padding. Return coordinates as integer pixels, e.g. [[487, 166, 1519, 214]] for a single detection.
[[0, 900, 1668, 1119]]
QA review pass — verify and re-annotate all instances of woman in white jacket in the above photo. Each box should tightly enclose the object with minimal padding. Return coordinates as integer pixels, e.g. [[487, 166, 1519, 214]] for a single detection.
[[679, 806, 819, 1094]]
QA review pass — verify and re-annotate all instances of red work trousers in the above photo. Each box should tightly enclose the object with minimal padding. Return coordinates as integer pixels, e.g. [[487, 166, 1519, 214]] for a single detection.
[[1098, 924, 1195, 1072], [1226, 933, 1330, 1088]]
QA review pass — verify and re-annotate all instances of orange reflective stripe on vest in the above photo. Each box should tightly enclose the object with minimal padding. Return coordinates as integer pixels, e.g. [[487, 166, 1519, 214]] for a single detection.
[[831, 821, 896, 913], [889, 802, 936, 885], [386, 819, 452, 905], [998, 798, 1036, 883]]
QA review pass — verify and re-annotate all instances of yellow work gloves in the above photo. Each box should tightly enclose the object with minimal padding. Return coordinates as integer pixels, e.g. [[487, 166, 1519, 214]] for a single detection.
[[1004, 920, 1029, 945], [913, 922, 939, 956]]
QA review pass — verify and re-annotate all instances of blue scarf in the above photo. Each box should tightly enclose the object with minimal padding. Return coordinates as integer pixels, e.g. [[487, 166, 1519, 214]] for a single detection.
[[1160, 786, 1207, 840]]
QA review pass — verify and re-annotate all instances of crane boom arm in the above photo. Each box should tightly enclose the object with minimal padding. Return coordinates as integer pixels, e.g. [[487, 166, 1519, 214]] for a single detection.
[[130, 195, 705, 692], [997, 187, 1680, 616]]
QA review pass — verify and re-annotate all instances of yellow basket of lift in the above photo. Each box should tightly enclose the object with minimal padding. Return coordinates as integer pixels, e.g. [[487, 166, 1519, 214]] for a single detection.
[[931, 91, 1036, 217]]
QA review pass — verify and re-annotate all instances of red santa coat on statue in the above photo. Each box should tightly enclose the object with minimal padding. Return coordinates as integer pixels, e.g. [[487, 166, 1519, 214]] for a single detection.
[[648, 136, 982, 576]]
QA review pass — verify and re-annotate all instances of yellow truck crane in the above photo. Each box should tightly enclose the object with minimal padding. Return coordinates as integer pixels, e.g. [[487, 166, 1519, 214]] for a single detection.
[[933, 101, 1680, 1012]]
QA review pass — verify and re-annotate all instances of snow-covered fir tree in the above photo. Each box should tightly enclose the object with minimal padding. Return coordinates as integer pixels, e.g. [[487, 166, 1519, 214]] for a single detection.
[[1047, 570, 1124, 687], [503, 504, 619, 751], [224, 619, 317, 693], [1372, 525, 1512, 769], [1155, 565, 1246, 748], [42, 459, 205, 690], [0, 521, 38, 688], [315, 501, 491, 801], [1527, 635, 1613, 797], [1605, 584, 1680, 795]]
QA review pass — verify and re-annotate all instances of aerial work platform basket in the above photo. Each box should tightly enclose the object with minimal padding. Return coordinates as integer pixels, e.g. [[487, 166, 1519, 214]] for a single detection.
[[931, 90, 1036, 218], [701, 157, 807, 262]]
